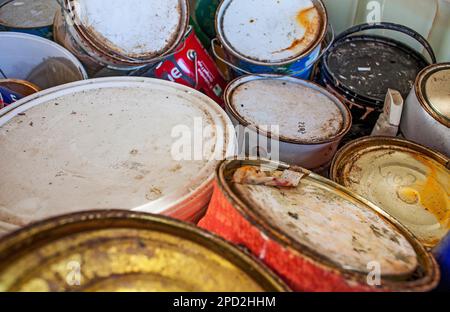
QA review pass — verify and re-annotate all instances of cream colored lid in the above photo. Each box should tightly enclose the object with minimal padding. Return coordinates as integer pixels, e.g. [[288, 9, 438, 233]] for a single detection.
[[0, 78, 232, 235], [342, 148, 449, 247], [425, 67, 450, 120], [233, 171, 418, 276], [230, 78, 345, 143], [0, 0, 58, 28], [220, 0, 322, 63]]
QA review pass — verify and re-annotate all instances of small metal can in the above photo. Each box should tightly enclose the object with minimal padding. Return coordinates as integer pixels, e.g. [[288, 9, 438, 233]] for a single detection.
[[131, 28, 227, 107], [0, 210, 289, 292], [199, 158, 439, 292], [330, 136, 450, 248], [401, 63, 450, 156], [213, 0, 328, 79], [0, 0, 58, 40], [0, 79, 40, 109], [0, 86, 23, 108]]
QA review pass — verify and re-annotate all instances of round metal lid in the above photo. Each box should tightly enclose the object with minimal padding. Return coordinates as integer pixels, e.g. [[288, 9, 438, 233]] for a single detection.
[[331, 137, 450, 248], [217, 0, 326, 64], [0, 0, 59, 28], [225, 76, 351, 144], [67, 0, 189, 60], [0, 77, 234, 235], [0, 211, 289, 291], [422, 64, 450, 125]]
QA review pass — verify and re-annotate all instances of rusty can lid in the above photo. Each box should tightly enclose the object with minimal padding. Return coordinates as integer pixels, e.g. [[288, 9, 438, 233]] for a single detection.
[[218, 159, 440, 286], [0, 0, 59, 28], [331, 137, 450, 248], [67, 0, 189, 61], [418, 63, 450, 127], [0, 77, 234, 235], [0, 211, 289, 291], [217, 0, 327, 64], [225, 75, 351, 144]]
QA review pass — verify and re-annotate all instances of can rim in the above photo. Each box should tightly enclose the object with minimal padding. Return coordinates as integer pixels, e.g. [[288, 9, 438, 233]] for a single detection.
[[0, 79, 41, 95], [0, 0, 56, 29], [216, 158, 440, 291], [215, 0, 328, 66], [0, 210, 291, 292], [224, 74, 352, 145], [415, 62, 450, 128], [329, 136, 450, 248]]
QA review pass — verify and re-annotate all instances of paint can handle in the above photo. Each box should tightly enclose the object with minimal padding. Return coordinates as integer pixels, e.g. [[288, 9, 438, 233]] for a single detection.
[[0, 67, 7, 79]]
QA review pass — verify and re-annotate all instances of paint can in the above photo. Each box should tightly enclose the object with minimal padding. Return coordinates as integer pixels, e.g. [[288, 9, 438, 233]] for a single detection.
[[0, 210, 289, 291], [0, 77, 235, 236], [0, 0, 58, 39], [433, 233, 450, 291], [54, 0, 190, 76], [319, 22, 436, 139], [130, 27, 227, 107], [212, 0, 330, 79], [401, 63, 450, 156], [0, 32, 87, 90], [224, 75, 351, 171], [330, 136, 450, 249], [199, 159, 439, 292]]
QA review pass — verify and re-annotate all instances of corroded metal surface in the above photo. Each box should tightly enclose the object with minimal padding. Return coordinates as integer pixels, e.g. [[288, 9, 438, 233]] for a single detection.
[[0, 211, 289, 292]]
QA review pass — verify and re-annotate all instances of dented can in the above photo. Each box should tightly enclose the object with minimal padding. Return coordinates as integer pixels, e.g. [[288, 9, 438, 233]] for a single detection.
[[199, 159, 439, 292], [224, 75, 351, 171], [330, 137, 450, 248], [401, 63, 450, 156], [213, 0, 328, 79], [131, 28, 227, 106], [0, 210, 289, 292], [0, 0, 58, 39]]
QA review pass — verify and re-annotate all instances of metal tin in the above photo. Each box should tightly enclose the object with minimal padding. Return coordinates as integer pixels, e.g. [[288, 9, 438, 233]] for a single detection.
[[224, 75, 351, 170], [319, 22, 436, 137], [199, 159, 439, 292], [0, 77, 235, 236], [214, 0, 328, 79], [330, 137, 450, 248], [0, 0, 58, 40], [401, 63, 450, 156], [54, 0, 189, 75], [433, 233, 450, 291], [0, 86, 23, 108], [0, 32, 87, 90], [0, 210, 289, 292], [131, 27, 227, 107], [0, 79, 41, 109]]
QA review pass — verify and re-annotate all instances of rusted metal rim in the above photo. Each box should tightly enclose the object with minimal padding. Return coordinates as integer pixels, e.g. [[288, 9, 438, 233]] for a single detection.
[[415, 62, 450, 128], [224, 74, 352, 145], [0, 210, 290, 292], [216, 158, 440, 291], [215, 0, 328, 66], [0, 79, 41, 95], [0, 0, 55, 29], [62, 0, 190, 65]]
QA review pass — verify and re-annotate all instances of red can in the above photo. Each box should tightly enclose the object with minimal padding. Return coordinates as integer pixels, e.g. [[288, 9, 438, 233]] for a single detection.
[[198, 159, 439, 292], [133, 28, 227, 107]]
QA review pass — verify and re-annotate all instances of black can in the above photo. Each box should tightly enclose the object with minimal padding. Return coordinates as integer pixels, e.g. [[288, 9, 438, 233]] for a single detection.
[[318, 22, 436, 140]]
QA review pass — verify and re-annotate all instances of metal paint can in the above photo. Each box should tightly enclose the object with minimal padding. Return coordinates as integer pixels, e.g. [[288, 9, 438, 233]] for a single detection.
[[401, 63, 450, 156], [0, 86, 23, 109], [0, 210, 289, 291], [0, 0, 58, 40], [0, 32, 87, 90], [224, 75, 351, 170], [330, 137, 450, 249], [131, 27, 227, 107], [54, 0, 190, 76], [319, 23, 436, 139], [433, 233, 450, 291], [199, 159, 439, 292], [0, 79, 41, 109], [213, 0, 328, 79], [0, 77, 234, 236]]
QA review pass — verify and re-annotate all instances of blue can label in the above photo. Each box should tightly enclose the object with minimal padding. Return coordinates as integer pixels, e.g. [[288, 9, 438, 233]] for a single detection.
[[0, 86, 24, 106]]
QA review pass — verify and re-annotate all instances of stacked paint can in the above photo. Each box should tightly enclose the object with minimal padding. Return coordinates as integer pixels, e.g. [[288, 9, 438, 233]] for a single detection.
[[213, 0, 329, 79], [319, 22, 436, 140]]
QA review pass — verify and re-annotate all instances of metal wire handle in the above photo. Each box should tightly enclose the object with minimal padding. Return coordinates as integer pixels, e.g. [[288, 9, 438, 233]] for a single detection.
[[0, 68, 7, 79], [212, 23, 335, 78]]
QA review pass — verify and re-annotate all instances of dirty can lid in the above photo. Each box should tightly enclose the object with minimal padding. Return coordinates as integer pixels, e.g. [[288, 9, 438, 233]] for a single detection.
[[69, 0, 188, 60], [217, 0, 325, 64], [423, 65, 450, 122], [0, 0, 59, 28], [331, 137, 450, 248], [227, 76, 350, 144]]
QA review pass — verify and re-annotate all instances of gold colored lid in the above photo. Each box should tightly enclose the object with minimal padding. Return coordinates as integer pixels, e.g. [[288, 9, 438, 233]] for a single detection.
[[331, 137, 450, 248], [0, 211, 289, 292]]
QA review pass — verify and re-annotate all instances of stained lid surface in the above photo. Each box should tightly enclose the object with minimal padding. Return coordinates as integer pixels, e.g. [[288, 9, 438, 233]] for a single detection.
[[0, 0, 58, 28]]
